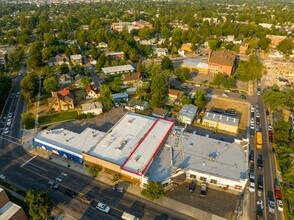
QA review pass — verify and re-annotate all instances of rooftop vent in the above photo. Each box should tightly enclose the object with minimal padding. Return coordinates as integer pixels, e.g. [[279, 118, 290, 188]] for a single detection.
[[128, 118, 135, 123], [134, 155, 141, 162]]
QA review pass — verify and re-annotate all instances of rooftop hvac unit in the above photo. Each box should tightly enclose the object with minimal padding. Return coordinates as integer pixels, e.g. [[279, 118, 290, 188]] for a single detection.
[[134, 155, 141, 161]]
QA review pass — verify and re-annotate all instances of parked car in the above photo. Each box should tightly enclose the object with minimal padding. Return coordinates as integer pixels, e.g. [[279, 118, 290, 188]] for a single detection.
[[6, 118, 12, 126], [249, 150, 254, 162], [80, 195, 93, 204], [256, 112, 260, 118], [200, 183, 207, 197], [268, 191, 275, 213], [189, 180, 196, 192], [222, 93, 229, 97], [249, 180, 255, 193], [257, 155, 263, 169], [250, 118, 254, 124], [48, 181, 60, 190], [250, 124, 255, 130], [268, 124, 272, 131], [3, 127, 9, 134], [240, 94, 246, 99], [96, 202, 110, 213], [112, 184, 125, 193], [277, 199, 283, 211], [65, 189, 77, 198]]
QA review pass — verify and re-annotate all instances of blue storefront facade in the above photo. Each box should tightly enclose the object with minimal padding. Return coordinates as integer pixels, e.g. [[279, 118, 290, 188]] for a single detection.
[[33, 138, 84, 164]]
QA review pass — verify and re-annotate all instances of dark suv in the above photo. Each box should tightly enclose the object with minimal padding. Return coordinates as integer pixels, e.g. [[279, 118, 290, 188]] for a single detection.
[[189, 180, 196, 192], [249, 150, 254, 162], [257, 154, 263, 169]]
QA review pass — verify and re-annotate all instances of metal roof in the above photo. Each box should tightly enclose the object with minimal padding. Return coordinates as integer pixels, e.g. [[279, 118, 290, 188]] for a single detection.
[[102, 64, 135, 74], [203, 111, 239, 127]]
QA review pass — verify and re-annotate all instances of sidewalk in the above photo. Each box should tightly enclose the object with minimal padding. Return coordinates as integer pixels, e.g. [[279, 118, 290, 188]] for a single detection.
[[22, 129, 240, 220]]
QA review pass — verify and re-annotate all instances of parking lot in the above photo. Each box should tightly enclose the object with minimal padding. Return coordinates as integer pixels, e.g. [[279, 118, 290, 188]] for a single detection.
[[165, 182, 240, 219], [50, 106, 126, 133]]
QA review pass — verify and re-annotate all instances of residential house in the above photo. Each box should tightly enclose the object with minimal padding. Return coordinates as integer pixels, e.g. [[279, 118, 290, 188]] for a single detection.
[[89, 55, 97, 65], [85, 82, 100, 99], [239, 43, 249, 54], [82, 102, 103, 116], [0, 188, 27, 220], [259, 23, 272, 29], [225, 35, 235, 42], [58, 74, 73, 86], [74, 74, 84, 88], [70, 54, 83, 65], [48, 88, 75, 112], [112, 92, 129, 102], [181, 58, 209, 74], [102, 64, 135, 76], [178, 49, 185, 56], [202, 111, 239, 134], [122, 72, 142, 85], [178, 104, 198, 125], [132, 20, 153, 29], [131, 99, 148, 111], [48, 54, 69, 66], [152, 108, 168, 118], [208, 50, 237, 75], [155, 48, 168, 57], [105, 52, 125, 61], [266, 35, 287, 48], [168, 89, 184, 103], [181, 43, 193, 53], [139, 38, 156, 45], [111, 22, 133, 32], [98, 42, 108, 48]]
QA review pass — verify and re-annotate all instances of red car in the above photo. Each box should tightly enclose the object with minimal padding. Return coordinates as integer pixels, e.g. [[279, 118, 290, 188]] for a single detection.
[[269, 130, 273, 143], [275, 188, 282, 199]]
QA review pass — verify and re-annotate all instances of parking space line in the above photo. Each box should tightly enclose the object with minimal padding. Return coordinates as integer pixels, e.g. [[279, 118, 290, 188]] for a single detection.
[[25, 162, 48, 172], [20, 155, 36, 167]]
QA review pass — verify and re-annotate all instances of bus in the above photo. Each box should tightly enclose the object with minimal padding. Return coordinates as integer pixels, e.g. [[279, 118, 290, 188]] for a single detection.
[[256, 131, 262, 149]]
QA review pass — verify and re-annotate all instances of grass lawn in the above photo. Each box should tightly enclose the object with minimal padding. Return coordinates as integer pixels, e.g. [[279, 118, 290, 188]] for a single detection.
[[38, 111, 78, 126]]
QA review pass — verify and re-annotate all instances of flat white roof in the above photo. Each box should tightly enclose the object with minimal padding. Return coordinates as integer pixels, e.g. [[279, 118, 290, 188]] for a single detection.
[[89, 113, 156, 166], [0, 201, 22, 219], [122, 119, 174, 175], [146, 127, 247, 182], [102, 64, 134, 74], [34, 128, 106, 158]]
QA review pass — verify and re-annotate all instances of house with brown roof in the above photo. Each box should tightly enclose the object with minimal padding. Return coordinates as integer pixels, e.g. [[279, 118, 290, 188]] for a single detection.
[[105, 52, 125, 61], [208, 50, 236, 75], [152, 108, 168, 118], [85, 82, 100, 99], [168, 89, 184, 102], [48, 88, 75, 112], [122, 72, 142, 85]]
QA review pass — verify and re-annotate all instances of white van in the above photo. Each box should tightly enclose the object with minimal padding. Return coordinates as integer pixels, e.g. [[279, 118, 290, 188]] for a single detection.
[[122, 212, 139, 220]]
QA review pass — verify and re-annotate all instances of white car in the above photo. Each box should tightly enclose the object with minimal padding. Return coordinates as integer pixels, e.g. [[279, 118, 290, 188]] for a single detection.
[[256, 112, 260, 118], [277, 199, 283, 211], [249, 181, 255, 193], [250, 124, 255, 130], [268, 125, 272, 131], [222, 93, 229, 97], [96, 203, 110, 213], [112, 185, 125, 193], [3, 127, 9, 134], [251, 108, 255, 113], [6, 118, 12, 126], [250, 118, 254, 124], [55, 177, 63, 182], [257, 90, 261, 96]]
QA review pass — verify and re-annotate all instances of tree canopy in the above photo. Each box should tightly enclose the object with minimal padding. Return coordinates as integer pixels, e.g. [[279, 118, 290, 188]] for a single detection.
[[141, 181, 165, 200], [21, 112, 35, 129], [161, 56, 173, 71], [98, 85, 113, 111], [25, 190, 53, 219], [43, 76, 59, 93], [149, 73, 168, 108], [277, 39, 294, 55], [235, 55, 262, 81], [194, 90, 207, 109]]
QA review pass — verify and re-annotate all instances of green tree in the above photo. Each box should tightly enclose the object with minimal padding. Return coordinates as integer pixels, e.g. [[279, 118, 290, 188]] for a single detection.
[[81, 76, 92, 88], [150, 73, 168, 108], [174, 67, 190, 82], [212, 73, 226, 87], [20, 73, 38, 103], [161, 56, 173, 71], [262, 90, 287, 110], [98, 85, 113, 111], [43, 76, 59, 93], [95, 54, 106, 72], [222, 77, 235, 89], [137, 59, 144, 73], [25, 190, 53, 219], [141, 181, 165, 200], [136, 84, 148, 100], [235, 55, 262, 82], [194, 90, 207, 109], [139, 28, 154, 40], [44, 33, 57, 46], [277, 39, 294, 55], [0, 74, 12, 105], [273, 120, 290, 143], [258, 37, 271, 51], [59, 63, 69, 74], [87, 165, 101, 177], [181, 96, 193, 105], [21, 112, 35, 129], [208, 39, 221, 50]]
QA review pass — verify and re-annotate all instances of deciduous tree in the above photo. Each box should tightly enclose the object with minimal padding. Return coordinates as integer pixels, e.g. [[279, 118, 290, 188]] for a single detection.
[[43, 76, 59, 93], [98, 85, 113, 111], [141, 181, 165, 200]]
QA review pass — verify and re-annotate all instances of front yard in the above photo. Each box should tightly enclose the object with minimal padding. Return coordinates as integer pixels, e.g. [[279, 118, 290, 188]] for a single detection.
[[38, 111, 78, 126]]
